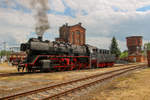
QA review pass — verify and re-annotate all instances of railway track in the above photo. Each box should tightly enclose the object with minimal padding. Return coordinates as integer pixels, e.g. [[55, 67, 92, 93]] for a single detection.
[[0, 63, 136, 77], [0, 64, 146, 100]]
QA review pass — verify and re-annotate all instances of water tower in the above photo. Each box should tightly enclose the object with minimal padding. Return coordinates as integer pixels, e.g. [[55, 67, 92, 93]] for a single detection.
[[126, 36, 143, 55], [126, 36, 145, 62]]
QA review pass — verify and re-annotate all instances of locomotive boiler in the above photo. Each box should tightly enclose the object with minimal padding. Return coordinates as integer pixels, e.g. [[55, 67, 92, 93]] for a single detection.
[[18, 37, 115, 72], [21, 38, 89, 56]]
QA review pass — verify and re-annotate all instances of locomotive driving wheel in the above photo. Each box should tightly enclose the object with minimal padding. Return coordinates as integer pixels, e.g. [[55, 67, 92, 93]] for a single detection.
[[26, 67, 32, 72]]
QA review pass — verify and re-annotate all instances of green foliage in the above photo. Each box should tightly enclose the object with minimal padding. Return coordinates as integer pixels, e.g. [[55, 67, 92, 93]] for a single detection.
[[110, 36, 121, 57], [146, 43, 150, 50], [141, 50, 144, 55], [120, 51, 128, 58], [0, 50, 11, 56]]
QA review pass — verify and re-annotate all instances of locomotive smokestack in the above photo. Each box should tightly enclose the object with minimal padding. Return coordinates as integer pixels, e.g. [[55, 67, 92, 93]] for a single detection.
[[31, 0, 50, 39], [38, 36, 42, 41]]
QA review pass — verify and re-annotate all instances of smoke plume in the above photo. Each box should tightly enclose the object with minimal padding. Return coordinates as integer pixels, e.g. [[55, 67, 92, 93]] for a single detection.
[[31, 0, 50, 38]]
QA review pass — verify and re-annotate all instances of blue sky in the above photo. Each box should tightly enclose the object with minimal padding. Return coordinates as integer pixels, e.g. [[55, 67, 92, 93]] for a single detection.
[[0, 0, 150, 51], [136, 5, 150, 12]]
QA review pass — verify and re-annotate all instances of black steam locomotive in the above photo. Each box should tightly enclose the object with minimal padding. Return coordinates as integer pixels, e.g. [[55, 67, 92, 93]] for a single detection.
[[18, 37, 115, 72]]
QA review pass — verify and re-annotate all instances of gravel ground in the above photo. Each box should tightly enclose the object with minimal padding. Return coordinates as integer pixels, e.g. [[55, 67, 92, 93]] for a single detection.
[[0, 63, 145, 98], [0, 63, 16, 73], [74, 67, 150, 100]]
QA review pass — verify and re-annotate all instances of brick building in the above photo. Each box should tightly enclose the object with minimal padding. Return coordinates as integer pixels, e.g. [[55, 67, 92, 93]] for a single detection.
[[56, 23, 86, 45], [126, 36, 146, 62], [126, 36, 142, 55]]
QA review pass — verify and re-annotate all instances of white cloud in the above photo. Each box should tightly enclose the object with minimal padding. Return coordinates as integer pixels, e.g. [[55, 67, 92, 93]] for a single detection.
[[87, 37, 112, 49], [0, 0, 150, 51], [49, 0, 65, 12], [0, 8, 34, 44], [15, 0, 31, 9], [87, 37, 126, 51]]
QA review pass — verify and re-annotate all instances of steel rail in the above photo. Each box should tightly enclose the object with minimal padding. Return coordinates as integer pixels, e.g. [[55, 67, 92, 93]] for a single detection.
[[0, 64, 146, 100], [42, 65, 145, 100], [0, 63, 135, 77]]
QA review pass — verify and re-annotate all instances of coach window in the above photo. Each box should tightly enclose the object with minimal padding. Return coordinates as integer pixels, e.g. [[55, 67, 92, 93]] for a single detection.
[[95, 49, 98, 52], [102, 50, 104, 54], [99, 50, 102, 53], [107, 50, 108, 54], [101, 50, 103, 54]]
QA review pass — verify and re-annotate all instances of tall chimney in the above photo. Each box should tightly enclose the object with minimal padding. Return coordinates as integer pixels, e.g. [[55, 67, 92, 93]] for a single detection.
[[38, 36, 42, 41], [78, 22, 82, 26], [66, 23, 68, 26]]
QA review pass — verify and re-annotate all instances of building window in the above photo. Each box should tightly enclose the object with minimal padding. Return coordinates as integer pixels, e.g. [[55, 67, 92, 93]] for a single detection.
[[77, 39, 80, 44], [72, 32, 74, 35], [75, 30, 80, 44], [72, 32, 74, 43], [63, 31, 66, 38], [76, 30, 80, 34]]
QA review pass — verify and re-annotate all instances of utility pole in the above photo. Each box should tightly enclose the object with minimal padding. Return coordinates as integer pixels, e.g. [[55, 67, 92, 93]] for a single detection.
[[3, 42, 6, 56]]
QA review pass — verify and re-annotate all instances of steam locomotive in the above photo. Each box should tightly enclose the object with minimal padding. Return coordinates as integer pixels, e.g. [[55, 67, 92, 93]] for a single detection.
[[18, 37, 115, 72]]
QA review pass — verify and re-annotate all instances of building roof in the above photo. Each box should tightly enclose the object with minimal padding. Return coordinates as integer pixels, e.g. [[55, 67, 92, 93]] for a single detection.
[[126, 36, 143, 39], [62, 22, 86, 30], [70, 23, 86, 30]]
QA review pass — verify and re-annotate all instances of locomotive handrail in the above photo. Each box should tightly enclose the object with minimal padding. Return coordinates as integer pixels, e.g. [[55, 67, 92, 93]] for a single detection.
[[31, 55, 89, 65]]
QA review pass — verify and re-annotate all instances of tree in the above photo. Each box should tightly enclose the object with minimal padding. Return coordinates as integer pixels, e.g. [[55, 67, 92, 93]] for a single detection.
[[0, 50, 11, 56], [143, 43, 150, 56], [120, 50, 128, 59], [144, 43, 150, 50], [110, 36, 121, 58]]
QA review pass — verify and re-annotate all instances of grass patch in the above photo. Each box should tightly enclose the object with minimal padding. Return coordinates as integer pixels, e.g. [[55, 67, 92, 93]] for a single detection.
[[75, 68, 150, 100]]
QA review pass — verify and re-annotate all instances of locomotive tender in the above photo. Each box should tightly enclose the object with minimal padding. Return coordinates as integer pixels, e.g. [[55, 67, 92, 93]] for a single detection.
[[18, 37, 115, 72]]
